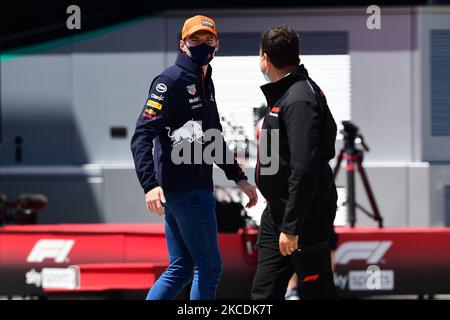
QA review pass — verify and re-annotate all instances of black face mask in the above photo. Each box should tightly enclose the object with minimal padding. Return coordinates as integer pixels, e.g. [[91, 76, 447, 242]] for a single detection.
[[186, 42, 216, 66]]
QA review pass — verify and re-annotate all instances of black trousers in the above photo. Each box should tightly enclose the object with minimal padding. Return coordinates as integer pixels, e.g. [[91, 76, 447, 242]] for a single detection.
[[251, 206, 337, 300]]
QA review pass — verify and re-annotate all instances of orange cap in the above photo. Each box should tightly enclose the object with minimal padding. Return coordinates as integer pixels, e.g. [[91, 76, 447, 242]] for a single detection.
[[181, 15, 217, 40]]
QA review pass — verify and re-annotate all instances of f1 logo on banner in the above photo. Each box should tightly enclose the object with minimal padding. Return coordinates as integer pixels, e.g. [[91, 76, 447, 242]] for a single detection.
[[336, 241, 392, 265], [26, 239, 75, 263]]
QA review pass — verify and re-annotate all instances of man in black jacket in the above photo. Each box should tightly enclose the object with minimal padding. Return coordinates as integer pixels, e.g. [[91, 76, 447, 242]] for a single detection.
[[251, 25, 338, 300]]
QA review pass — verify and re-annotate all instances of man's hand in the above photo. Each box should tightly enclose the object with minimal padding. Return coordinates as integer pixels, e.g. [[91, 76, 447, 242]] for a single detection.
[[145, 186, 166, 216], [279, 232, 299, 256], [237, 180, 258, 208]]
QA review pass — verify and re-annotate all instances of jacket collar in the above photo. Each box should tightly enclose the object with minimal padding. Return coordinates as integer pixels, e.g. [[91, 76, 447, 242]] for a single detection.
[[260, 64, 309, 107], [175, 52, 213, 79]]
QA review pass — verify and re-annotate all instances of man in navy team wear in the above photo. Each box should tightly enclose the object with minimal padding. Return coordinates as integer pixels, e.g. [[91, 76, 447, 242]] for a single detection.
[[130, 15, 258, 300]]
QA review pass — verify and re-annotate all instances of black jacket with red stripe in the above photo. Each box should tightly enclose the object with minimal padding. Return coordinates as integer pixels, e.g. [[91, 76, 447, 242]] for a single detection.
[[256, 64, 338, 235]]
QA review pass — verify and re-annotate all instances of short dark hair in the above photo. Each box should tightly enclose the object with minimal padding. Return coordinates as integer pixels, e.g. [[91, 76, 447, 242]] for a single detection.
[[261, 25, 300, 69]]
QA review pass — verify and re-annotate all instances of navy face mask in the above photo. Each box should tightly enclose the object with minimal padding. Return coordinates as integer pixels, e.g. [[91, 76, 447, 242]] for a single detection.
[[186, 42, 217, 66]]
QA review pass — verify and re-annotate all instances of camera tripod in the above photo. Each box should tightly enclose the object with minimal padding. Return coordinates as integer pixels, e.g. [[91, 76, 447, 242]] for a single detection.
[[333, 121, 383, 228]]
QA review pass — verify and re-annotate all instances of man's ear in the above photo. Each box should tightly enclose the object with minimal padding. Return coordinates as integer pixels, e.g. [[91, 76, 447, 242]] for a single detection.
[[264, 53, 271, 67], [215, 39, 220, 52], [180, 39, 187, 53]]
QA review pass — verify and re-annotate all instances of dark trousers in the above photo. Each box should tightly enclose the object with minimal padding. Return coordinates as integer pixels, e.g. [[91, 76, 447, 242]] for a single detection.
[[251, 206, 337, 300]]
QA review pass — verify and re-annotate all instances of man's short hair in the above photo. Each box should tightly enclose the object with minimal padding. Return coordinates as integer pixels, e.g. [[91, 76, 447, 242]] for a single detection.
[[261, 25, 300, 69]]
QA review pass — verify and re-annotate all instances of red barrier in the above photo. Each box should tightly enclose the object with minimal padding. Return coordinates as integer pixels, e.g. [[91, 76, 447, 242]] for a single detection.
[[1, 224, 449, 297]]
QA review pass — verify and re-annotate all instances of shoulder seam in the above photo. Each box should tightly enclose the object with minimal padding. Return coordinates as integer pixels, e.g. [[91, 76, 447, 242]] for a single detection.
[[285, 81, 317, 105]]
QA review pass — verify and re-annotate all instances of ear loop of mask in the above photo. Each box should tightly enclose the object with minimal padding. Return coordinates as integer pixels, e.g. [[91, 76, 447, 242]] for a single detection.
[[261, 55, 271, 83]]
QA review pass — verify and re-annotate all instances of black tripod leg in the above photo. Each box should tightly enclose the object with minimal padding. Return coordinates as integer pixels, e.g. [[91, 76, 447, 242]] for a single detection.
[[333, 150, 344, 178], [347, 160, 356, 228], [356, 154, 383, 227]]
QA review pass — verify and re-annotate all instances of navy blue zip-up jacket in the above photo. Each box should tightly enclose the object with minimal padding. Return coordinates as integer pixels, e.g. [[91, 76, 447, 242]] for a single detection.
[[131, 53, 247, 193]]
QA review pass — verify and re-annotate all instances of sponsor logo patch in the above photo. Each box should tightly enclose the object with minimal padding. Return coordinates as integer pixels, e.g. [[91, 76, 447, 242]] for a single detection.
[[145, 108, 156, 115], [202, 20, 214, 28], [303, 274, 320, 282], [151, 93, 165, 101], [156, 83, 167, 93], [189, 96, 201, 104], [142, 112, 156, 120], [191, 103, 203, 110], [269, 107, 280, 117], [186, 84, 197, 96], [166, 120, 205, 147], [146, 100, 163, 110]]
